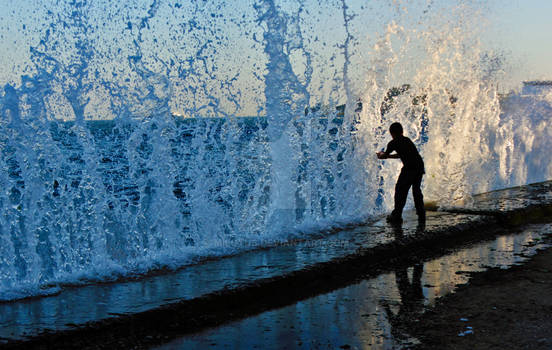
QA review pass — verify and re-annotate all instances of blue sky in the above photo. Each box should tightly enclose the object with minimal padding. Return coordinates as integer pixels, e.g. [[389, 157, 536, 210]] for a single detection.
[[483, 0, 552, 89]]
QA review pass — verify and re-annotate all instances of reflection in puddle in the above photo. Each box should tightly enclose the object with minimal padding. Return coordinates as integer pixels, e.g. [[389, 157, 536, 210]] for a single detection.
[[155, 224, 551, 350]]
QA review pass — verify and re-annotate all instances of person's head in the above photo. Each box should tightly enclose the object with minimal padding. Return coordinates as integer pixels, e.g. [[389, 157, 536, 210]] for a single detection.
[[389, 122, 403, 139]]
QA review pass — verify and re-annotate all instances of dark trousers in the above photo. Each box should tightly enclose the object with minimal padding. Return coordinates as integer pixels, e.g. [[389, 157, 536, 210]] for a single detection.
[[392, 168, 425, 218]]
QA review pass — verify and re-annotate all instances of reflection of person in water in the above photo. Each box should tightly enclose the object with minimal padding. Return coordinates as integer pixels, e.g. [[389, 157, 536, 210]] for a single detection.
[[382, 264, 425, 342], [382, 222, 426, 342]]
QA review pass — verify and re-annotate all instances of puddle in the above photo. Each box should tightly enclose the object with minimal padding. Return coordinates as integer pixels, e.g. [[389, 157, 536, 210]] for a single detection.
[[154, 224, 552, 350]]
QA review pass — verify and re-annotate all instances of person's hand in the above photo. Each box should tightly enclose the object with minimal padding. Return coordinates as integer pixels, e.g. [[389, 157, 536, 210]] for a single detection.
[[376, 151, 387, 159]]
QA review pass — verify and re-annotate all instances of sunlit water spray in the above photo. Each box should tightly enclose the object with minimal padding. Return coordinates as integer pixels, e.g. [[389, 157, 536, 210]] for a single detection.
[[0, 0, 550, 301]]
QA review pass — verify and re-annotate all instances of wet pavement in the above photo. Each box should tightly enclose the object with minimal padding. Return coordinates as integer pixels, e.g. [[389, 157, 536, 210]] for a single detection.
[[450, 180, 552, 212], [0, 211, 486, 341], [154, 224, 552, 350], [1, 181, 551, 347]]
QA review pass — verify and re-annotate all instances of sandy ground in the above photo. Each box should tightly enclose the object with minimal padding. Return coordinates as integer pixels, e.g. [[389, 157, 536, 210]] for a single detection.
[[409, 245, 552, 350]]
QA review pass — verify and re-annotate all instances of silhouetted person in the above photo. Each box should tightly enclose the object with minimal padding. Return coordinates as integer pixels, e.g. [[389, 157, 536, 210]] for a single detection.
[[377, 122, 425, 223]]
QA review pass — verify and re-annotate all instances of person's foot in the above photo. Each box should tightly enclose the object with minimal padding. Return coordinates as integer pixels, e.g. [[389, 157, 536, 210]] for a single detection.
[[386, 213, 403, 223]]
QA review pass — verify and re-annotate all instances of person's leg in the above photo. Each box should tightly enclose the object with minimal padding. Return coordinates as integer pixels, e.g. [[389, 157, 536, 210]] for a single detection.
[[391, 169, 411, 219], [412, 172, 425, 219]]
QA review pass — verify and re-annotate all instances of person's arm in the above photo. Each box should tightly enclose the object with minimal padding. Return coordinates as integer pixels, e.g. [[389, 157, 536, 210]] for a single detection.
[[377, 141, 400, 159], [377, 152, 399, 159]]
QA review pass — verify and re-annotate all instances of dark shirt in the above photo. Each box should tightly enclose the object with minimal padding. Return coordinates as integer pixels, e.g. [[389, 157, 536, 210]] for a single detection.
[[385, 135, 425, 173]]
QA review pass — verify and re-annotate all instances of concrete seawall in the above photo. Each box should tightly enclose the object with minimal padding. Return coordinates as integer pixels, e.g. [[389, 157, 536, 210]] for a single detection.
[[2, 181, 552, 350]]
